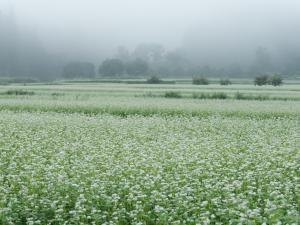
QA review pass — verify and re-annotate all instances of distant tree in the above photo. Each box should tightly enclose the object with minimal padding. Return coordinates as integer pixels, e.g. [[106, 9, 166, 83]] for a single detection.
[[125, 59, 149, 76], [193, 77, 209, 85], [62, 62, 95, 79], [99, 59, 124, 76], [146, 76, 162, 84], [254, 75, 269, 86], [268, 74, 283, 86], [220, 79, 232, 85]]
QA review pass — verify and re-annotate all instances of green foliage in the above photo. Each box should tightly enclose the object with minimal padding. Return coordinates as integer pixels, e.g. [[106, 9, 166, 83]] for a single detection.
[[254, 74, 283, 86], [193, 92, 228, 99], [220, 79, 232, 85], [234, 92, 270, 100], [99, 59, 124, 76], [125, 58, 149, 76], [193, 77, 209, 85], [146, 76, 162, 84], [2, 89, 35, 96], [63, 62, 95, 79], [254, 75, 269, 86], [269, 75, 283, 86], [164, 91, 182, 98]]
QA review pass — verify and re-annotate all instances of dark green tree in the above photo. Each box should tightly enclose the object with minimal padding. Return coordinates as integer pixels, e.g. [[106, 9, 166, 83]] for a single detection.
[[220, 79, 232, 85], [146, 76, 162, 84], [99, 59, 124, 76], [63, 62, 95, 79], [125, 59, 149, 76], [193, 77, 209, 85], [254, 75, 269, 86], [268, 75, 283, 86]]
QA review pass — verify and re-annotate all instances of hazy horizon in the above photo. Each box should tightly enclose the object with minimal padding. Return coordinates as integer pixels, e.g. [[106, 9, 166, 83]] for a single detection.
[[1, 0, 300, 78]]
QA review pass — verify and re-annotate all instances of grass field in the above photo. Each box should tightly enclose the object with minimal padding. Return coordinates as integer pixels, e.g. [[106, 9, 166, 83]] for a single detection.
[[0, 81, 300, 224]]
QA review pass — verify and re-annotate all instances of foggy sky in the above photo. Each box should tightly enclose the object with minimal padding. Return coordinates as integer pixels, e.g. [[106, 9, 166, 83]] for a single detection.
[[1, 0, 300, 66]]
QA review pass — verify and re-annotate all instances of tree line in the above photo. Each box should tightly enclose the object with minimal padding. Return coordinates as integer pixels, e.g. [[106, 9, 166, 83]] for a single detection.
[[62, 59, 149, 79], [1, 11, 299, 80], [61, 44, 295, 80]]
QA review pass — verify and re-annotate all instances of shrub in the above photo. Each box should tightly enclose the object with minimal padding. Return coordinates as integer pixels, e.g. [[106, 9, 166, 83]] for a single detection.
[[3, 90, 35, 96], [234, 92, 269, 101], [268, 75, 283, 86], [254, 74, 283, 86], [220, 79, 232, 85], [165, 91, 182, 98], [146, 76, 162, 84], [211, 92, 228, 99], [193, 77, 209, 85], [254, 75, 269, 86], [193, 92, 228, 100], [63, 62, 96, 79]]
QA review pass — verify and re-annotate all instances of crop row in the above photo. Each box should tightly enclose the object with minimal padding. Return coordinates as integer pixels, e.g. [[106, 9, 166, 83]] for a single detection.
[[0, 97, 299, 119]]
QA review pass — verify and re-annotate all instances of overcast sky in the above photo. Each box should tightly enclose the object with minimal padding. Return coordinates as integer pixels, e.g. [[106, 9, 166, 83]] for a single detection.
[[1, 0, 300, 63]]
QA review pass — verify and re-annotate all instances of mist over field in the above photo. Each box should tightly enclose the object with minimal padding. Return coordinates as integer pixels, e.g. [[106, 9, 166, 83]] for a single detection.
[[1, 0, 300, 79], [2, 1, 300, 224]]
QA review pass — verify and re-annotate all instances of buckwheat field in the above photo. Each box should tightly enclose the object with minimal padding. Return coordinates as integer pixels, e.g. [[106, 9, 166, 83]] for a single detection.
[[0, 83, 300, 224]]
